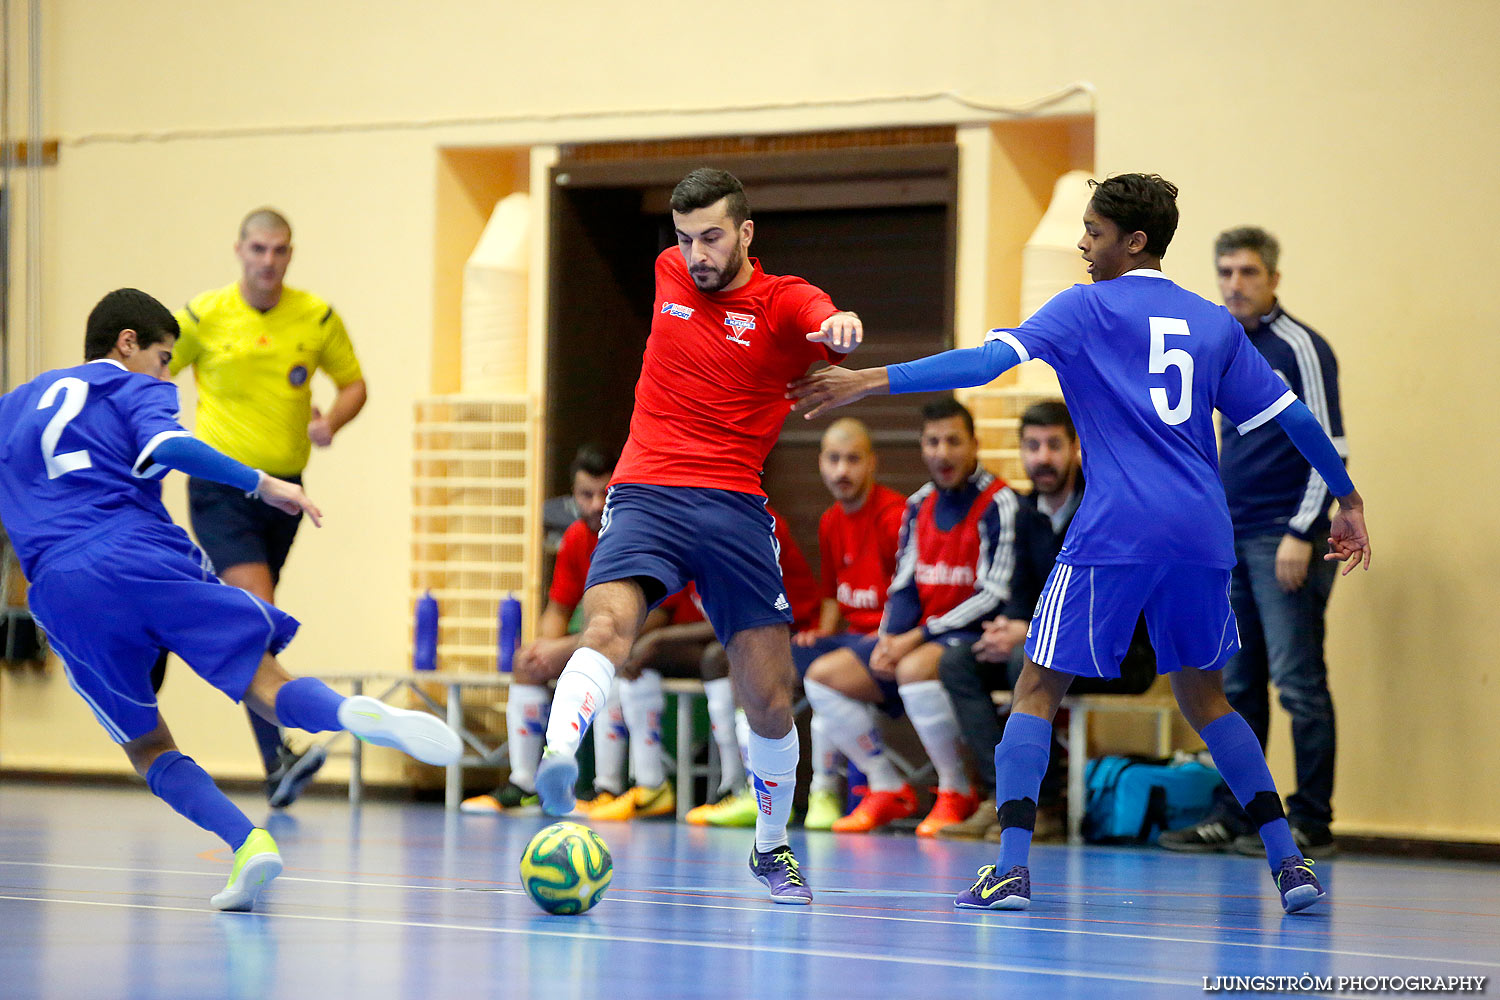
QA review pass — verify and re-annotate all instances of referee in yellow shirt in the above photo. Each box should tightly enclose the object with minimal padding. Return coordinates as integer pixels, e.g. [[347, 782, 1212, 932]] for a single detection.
[[171, 208, 368, 807]]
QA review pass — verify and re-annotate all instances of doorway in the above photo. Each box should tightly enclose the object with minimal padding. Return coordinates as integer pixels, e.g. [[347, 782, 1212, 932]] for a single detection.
[[545, 140, 960, 573]]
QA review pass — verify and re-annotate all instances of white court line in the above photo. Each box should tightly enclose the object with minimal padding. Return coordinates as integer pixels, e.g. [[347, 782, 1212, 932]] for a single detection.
[[0, 893, 1201, 989], [4, 860, 1498, 970]]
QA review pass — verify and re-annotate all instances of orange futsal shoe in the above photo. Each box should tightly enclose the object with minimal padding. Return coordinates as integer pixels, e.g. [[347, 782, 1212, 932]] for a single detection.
[[916, 789, 980, 838], [830, 784, 918, 833]]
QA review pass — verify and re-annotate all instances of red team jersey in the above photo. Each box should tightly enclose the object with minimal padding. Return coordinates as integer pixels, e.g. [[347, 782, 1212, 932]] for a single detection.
[[818, 483, 907, 634], [548, 519, 598, 608], [910, 479, 1009, 620], [552, 518, 700, 622], [612, 249, 842, 497]]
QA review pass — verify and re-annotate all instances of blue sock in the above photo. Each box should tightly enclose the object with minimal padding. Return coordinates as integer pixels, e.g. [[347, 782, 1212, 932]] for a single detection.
[[145, 751, 255, 851], [1200, 712, 1298, 869], [994, 711, 1052, 872], [274, 676, 346, 733]]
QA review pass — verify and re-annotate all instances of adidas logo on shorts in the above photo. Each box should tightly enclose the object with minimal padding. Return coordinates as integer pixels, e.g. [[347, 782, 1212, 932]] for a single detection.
[[773, 593, 790, 612]]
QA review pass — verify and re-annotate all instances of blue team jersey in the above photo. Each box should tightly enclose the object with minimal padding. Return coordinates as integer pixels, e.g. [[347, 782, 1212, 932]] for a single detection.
[[989, 271, 1293, 568], [0, 359, 192, 578]]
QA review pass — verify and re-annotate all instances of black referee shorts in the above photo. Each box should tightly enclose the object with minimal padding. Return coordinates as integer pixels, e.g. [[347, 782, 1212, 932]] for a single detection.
[[187, 474, 304, 584]]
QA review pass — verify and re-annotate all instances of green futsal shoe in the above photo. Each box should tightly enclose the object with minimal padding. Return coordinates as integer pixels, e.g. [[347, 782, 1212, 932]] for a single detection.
[[803, 789, 843, 831], [211, 828, 283, 912]]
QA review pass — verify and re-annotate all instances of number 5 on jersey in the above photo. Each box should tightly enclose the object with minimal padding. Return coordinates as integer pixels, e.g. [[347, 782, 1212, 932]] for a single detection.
[[1148, 316, 1193, 425], [38, 377, 92, 478]]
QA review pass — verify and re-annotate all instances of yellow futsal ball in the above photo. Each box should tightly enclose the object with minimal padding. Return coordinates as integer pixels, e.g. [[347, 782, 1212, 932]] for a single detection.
[[519, 821, 614, 915]]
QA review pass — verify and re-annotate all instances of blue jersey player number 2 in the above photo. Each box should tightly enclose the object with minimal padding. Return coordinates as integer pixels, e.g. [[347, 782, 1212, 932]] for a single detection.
[[0, 288, 463, 913]]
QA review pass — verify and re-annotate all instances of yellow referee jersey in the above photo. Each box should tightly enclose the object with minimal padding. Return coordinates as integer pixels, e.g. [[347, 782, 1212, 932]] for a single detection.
[[171, 282, 363, 477]]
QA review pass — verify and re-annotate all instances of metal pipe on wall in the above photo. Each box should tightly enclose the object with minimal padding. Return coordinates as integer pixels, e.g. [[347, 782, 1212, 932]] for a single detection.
[[1, 0, 13, 392], [25, 0, 39, 380]]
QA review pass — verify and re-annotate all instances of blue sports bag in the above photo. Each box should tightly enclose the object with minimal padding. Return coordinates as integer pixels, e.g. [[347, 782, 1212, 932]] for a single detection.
[[1083, 753, 1225, 844]]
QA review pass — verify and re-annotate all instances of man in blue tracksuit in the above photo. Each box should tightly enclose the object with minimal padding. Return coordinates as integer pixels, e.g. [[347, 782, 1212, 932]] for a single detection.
[[1160, 226, 1345, 858]]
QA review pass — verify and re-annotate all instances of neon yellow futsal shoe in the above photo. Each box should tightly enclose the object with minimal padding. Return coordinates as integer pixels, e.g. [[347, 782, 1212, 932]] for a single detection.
[[803, 789, 843, 831], [686, 786, 758, 828], [590, 781, 675, 821], [211, 828, 283, 912]]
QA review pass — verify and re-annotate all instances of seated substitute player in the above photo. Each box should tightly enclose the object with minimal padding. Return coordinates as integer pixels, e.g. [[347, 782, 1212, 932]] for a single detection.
[[790, 173, 1370, 915], [531, 168, 863, 904], [461, 444, 669, 817], [804, 399, 1019, 838], [786, 417, 910, 830], [0, 289, 461, 912]]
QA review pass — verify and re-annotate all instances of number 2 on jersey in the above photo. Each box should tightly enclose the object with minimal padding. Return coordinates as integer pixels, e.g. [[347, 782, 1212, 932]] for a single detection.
[[37, 377, 93, 478], [1148, 317, 1193, 425]]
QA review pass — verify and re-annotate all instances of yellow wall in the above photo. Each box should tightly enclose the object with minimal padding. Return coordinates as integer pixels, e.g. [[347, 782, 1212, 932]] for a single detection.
[[3, 1, 1498, 839]]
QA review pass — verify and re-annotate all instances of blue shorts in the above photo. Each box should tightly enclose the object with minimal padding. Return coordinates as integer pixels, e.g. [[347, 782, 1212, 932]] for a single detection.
[[844, 630, 980, 717], [26, 522, 300, 744], [1025, 562, 1238, 679], [585, 484, 792, 645], [791, 631, 875, 678]]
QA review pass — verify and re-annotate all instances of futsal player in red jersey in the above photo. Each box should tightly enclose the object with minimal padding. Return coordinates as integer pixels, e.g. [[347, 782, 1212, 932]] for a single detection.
[[533, 168, 862, 904]]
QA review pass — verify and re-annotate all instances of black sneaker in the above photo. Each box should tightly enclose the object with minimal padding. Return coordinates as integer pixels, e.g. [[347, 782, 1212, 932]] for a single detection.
[[1157, 815, 1248, 853], [266, 744, 328, 808], [1234, 823, 1337, 859]]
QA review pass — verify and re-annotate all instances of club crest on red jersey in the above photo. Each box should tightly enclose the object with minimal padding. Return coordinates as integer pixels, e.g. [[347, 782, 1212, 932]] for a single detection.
[[724, 311, 757, 346]]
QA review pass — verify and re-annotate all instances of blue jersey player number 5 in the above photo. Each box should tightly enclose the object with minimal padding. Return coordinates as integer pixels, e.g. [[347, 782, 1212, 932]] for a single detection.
[[1149, 316, 1193, 425]]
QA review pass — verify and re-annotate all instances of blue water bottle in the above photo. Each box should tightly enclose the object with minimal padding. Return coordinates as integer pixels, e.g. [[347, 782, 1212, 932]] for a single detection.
[[498, 593, 522, 672], [413, 590, 439, 671]]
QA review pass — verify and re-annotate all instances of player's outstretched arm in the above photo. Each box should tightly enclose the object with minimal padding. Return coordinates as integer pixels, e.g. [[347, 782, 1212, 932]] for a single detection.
[[251, 473, 324, 527], [788, 338, 1024, 420], [1269, 399, 1369, 573], [148, 436, 323, 526], [805, 311, 864, 353], [787, 366, 890, 419]]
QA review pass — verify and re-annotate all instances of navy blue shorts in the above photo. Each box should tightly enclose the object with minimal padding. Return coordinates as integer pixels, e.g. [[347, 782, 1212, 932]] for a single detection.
[[1025, 562, 1239, 679], [846, 631, 980, 715], [26, 522, 300, 744], [790, 631, 876, 678], [585, 484, 792, 645], [188, 474, 304, 583]]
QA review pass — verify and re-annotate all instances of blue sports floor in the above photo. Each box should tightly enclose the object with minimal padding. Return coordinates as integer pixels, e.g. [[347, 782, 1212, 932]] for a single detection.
[[1, 781, 1497, 999]]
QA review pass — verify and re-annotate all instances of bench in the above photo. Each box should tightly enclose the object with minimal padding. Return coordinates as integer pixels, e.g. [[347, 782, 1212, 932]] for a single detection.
[[992, 685, 1180, 844], [308, 671, 710, 818]]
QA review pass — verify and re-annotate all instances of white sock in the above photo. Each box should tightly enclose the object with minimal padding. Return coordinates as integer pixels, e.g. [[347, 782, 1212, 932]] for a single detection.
[[504, 684, 549, 791], [733, 708, 751, 779], [748, 725, 799, 853], [809, 710, 843, 795], [544, 646, 613, 757], [704, 677, 743, 793], [619, 669, 666, 789], [899, 679, 969, 794], [804, 677, 902, 793], [592, 679, 627, 795]]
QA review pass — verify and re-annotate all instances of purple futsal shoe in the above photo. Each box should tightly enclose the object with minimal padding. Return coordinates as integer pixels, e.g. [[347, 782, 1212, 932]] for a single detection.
[[1275, 857, 1327, 914], [954, 864, 1031, 910], [749, 844, 812, 905]]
